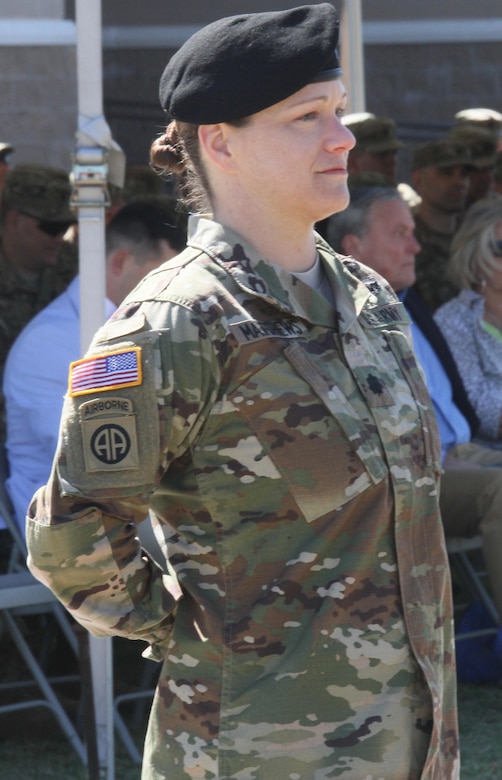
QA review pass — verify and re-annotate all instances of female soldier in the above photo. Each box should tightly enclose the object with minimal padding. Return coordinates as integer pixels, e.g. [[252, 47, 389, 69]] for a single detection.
[[27, 5, 458, 779]]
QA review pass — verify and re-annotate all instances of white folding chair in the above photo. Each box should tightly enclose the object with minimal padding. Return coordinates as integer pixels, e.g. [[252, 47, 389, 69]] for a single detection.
[[0, 570, 87, 763], [0, 454, 87, 764], [0, 444, 160, 767]]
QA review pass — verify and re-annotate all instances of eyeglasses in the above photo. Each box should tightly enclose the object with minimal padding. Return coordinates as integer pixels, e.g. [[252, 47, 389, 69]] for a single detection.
[[492, 240, 502, 257]]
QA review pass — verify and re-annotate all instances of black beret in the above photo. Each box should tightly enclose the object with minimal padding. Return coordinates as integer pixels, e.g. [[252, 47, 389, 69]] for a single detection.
[[159, 4, 342, 124]]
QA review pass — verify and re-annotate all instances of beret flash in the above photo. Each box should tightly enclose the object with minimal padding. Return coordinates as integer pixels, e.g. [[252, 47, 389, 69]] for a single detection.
[[159, 4, 342, 124]]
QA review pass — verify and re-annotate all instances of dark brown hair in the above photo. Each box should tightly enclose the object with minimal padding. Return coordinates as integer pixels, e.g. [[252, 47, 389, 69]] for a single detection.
[[150, 121, 212, 212], [150, 117, 250, 213]]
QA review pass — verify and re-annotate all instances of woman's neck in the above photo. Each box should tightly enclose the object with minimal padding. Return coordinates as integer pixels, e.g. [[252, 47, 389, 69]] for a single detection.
[[212, 198, 318, 273]]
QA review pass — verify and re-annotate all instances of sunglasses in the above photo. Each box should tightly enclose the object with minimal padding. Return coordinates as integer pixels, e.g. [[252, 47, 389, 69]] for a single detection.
[[19, 211, 73, 237], [36, 219, 74, 237]]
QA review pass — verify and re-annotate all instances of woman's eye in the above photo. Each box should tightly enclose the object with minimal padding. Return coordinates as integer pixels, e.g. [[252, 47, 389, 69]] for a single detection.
[[298, 111, 317, 121]]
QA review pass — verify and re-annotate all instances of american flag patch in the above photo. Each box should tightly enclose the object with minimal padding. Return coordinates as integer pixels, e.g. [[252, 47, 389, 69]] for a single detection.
[[69, 347, 142, 397]]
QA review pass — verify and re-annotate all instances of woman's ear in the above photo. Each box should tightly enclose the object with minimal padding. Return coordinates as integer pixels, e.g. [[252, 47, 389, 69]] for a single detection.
[[198, 124, 236, 173]]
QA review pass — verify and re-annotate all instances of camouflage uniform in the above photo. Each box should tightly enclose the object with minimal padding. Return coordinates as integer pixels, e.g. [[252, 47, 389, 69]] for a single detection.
[[412, 214, 460, 313], [27, 216, 458, 779]]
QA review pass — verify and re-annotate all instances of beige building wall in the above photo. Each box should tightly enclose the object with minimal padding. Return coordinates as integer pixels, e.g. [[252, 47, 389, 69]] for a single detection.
[[1, 1, 501, 178], [0, 0, 77, 170], [364, 0, 500, 21], [97, 0, 502, 177]]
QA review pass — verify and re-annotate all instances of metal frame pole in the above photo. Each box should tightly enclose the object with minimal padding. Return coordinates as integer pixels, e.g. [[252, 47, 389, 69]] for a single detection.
[[73, 2, 114, 778], [340, 0, 366, 113]]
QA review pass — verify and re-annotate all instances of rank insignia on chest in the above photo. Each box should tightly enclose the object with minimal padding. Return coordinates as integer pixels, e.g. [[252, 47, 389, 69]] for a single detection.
[[68, 347, 142, 397]]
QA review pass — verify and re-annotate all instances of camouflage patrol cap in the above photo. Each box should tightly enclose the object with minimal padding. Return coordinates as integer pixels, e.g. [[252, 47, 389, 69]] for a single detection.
[[454, 107, 502, 138], [3, 163, 75, 222], [0, 142, 13, 159], [342, 113, 404, 153], [123, 165, 163, 201], [159, 4, 341, 123], [412, 139, 472, 171], [448, 125, 497, 169]]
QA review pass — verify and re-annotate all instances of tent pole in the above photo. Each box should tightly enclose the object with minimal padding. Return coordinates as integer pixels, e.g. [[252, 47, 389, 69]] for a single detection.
[[73, 1, 115, 778], [341, 0, 366, 113]]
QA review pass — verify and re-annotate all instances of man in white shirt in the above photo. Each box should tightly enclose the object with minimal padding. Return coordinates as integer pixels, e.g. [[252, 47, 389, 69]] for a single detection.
[[3, 197, 186, 533]]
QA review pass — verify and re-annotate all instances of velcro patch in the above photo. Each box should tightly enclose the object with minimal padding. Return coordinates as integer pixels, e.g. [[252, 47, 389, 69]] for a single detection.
[[229, 318, 306, 344], [69, 347, 142, 397], [79, 397, 134, 421], [359, 304, 408, 329], [82, 416, 139, 472]]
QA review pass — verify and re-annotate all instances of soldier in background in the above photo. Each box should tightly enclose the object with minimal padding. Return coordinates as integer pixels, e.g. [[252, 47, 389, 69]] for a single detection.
[[454, 106, 502, 151], [342, 111, 404, 185], [341, 111, 423, 209], [411, 138, 472, 312], [448, 124, 498, 209], [0, 163, 77, 437]]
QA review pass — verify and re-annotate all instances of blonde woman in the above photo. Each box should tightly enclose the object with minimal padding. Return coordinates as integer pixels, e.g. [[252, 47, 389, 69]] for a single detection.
[[435, 195, 502, 440]]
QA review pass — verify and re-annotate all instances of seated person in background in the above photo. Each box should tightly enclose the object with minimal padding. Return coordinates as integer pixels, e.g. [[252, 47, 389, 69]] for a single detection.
[[0, 163, 78, 437], [411, 139, 472, 312], [3, 196, 186, 534], [327, 186, 502, 623], [434, 195, 502, 443]]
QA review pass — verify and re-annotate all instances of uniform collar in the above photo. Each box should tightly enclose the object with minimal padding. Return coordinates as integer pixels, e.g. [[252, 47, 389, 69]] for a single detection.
[[187, 215, 374, 329]]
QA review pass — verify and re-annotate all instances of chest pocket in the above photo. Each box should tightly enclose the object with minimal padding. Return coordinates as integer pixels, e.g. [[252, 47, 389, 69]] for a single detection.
[[229, 340, 388, 523]]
